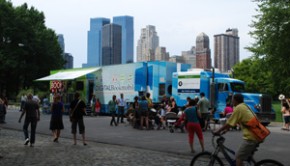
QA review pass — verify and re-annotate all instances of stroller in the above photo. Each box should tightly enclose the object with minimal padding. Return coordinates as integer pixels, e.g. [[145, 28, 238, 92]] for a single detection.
[[165, 112, 179, 133]]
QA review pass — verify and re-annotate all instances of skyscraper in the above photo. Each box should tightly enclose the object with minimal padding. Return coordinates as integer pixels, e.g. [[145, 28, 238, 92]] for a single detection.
[[196, 32, 211, 69], [113, 16, 134, 63], [136, 25, 159, 62], [57, 34, 65, 55], [57, 34, 73, 69], [214, 28, 239, 73], [155, 46, 169, 61], [101, 24, 122, 66], [182, 46, 196, 68], [84, 18, 110, 67]]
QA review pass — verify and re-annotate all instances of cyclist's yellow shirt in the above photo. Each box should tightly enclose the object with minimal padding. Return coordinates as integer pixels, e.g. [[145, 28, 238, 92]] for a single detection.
[[226, 103, 257, 141]]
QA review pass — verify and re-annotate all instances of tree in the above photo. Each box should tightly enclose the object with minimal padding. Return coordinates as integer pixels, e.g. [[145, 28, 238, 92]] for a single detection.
[[248, 0, 290, 96], [0, 0, 64, 98], [233, 57, 274, 95]]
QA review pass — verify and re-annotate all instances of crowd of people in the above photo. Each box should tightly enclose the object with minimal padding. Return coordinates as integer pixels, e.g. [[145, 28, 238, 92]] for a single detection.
[[6, 91, 287, 165]]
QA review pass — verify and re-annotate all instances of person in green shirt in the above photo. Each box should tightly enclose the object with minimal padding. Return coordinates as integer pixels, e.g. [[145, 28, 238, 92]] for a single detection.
[[108, 95, 117, 126], [197, 92, 210, 131], [214, 93, 259, 166]]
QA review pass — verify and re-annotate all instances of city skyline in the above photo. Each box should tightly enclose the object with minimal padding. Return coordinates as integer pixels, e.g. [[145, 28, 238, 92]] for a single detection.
[[10, 0, 258, 68]]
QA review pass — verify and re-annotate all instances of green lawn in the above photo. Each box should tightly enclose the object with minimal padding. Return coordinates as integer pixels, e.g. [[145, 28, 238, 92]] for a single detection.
[[272, 101, 283, 122]]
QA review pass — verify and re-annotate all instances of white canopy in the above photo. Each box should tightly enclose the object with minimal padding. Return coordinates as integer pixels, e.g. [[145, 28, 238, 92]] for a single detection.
[[36, 67, 100, 81]]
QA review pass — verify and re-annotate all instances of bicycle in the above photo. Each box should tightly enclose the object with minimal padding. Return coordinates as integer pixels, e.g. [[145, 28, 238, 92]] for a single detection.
[[190, 131, 284, 166]]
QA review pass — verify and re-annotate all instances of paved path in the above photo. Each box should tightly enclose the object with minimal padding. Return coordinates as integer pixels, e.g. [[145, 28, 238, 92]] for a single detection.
[[1, 107, 289, 166], [0, 129, 192, 166]]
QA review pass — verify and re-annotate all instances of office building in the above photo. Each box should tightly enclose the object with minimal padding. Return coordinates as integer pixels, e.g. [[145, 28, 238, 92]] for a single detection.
[[137, 25, 159, 62], [57, 34, 65, 55], [155, 46, 169, 61], [64, 53, 73, 69], [84, 18, 110, 67], [182, 46, 196, 68], [102, 24, 122, 66], [214, 28, 239, 73], [196, 32, 211, 69], [113, 16, 134, 63]]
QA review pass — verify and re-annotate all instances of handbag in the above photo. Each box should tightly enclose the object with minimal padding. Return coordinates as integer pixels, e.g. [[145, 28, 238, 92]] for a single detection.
[[245, 105, 270, 142], [70, 100, 81, 122]]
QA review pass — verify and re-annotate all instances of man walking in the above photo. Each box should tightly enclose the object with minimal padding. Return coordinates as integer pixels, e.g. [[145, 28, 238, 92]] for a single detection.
[[197, 92, 210, 131], [18, 94, 40, 147], [69, 92, 87, 145], [117, 93, 126, 123]]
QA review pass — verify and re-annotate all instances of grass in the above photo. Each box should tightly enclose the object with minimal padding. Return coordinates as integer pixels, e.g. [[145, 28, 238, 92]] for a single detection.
[[272, 101, 283, 122]]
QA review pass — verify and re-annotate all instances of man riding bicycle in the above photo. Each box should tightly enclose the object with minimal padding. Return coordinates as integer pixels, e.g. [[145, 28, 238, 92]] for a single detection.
[[214, 93, 261, 166]]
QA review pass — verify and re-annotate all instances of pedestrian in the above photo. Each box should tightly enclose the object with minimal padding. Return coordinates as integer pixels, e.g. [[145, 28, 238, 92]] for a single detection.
[[90, 94, 96, 116], [49, 94, 64, 142], [214, 93, 261, 166], [132, 96, 140, 128], [108, 95, 118, 126], [95, 98, 101, 116], [139, 95, 149, 130], [18, 94, 40, 147], [0, 98, 6, 124], [20, 94, 27, 112], [281, 99, 290, 131], [197, 92, 210, 131], [169, 96, 178, 114], [69, 92, 87, 145], [184, 99, 204, 153], [117, 93, 126, 123]]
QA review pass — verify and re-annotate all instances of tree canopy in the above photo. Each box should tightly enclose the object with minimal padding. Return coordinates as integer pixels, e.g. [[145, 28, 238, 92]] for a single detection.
[[0, 0, 64, 98], [247, 0, 290, 96]]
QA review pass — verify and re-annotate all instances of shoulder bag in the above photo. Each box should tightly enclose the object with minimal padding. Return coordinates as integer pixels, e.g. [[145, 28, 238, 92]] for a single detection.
[[245, 104, 270, 142]]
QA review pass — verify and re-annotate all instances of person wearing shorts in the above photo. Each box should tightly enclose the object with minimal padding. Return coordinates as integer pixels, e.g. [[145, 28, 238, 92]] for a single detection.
[[70, 92, 87, 145], [214, 94, 260, 166]]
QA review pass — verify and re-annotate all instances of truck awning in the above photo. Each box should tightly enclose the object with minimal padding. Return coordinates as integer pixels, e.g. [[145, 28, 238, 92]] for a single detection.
[[36, 67, 100, 81]]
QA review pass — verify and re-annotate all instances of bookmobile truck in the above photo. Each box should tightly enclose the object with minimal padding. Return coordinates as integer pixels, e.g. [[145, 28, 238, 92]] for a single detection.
[[172, 68, 275, 125], [36, 61, 191, 114]]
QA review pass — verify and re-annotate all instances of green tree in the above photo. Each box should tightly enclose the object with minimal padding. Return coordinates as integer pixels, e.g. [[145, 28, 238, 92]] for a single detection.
[[0, 0, 64, 98], [248, 0, 290, 96], [233, 57, 274, 95]]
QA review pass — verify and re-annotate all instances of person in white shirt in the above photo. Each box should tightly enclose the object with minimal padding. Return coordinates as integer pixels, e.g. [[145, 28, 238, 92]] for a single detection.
[[117, 93, 126, 123]]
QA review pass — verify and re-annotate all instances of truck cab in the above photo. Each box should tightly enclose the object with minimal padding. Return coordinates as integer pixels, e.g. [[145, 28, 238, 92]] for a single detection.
[[172, 69, 275, 125]]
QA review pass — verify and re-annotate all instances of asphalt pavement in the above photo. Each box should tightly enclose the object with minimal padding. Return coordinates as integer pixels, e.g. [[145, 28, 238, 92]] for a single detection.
[[0, 106, 289, 166]]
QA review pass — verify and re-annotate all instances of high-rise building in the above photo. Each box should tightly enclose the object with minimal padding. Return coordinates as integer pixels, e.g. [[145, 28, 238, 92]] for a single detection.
[[169, 55, 185, 63], [101, 24, 122, 66], [57, 34, 73, 69], [57, 34, 65, 55], [214, 28, 239, 73], [155, 46, 169, 61], [196, 32, 211, 69], [113, 16, 134, 63], [182, 46, 196, 68], [136, 25, 159, 62], [84, 18, 110, 67], [64, 53, 73, 69]]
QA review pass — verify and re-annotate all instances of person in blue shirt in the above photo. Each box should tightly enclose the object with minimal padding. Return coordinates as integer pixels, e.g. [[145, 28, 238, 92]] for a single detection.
[[184, 99, 204, 153]]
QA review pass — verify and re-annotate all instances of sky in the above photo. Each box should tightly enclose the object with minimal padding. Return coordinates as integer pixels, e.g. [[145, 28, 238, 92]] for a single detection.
[[10, 0, 259, 68]]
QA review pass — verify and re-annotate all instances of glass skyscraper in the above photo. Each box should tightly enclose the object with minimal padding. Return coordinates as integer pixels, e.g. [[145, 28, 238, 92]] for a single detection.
[[113, 16, 134, 63], [102, 24, 122, 66], [83, 18, 110, 67]]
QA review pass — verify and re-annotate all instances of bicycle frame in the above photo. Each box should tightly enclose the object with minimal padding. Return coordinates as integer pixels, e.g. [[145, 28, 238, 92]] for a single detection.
[[211, 135, 256, 166]]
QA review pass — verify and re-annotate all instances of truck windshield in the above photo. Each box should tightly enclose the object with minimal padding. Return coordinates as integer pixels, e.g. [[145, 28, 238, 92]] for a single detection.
[[230, 82, 245, 92]]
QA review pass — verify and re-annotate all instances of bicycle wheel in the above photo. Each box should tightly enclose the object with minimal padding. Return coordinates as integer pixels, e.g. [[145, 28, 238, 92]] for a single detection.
[[190, 151, 223, 166], [255, 159, 284, 166]]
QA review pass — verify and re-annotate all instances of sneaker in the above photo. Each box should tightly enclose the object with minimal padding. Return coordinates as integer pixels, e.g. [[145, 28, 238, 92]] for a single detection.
[[24, 138, 29, 145]]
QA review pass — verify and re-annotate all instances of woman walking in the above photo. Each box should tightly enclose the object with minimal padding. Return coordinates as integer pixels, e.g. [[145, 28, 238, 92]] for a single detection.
[[184, 99, 204, 153], [50, 94, 64, 142]]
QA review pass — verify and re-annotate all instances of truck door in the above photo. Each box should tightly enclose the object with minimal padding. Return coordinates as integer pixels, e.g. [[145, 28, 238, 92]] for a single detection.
[[216, 83, 229, 114]]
